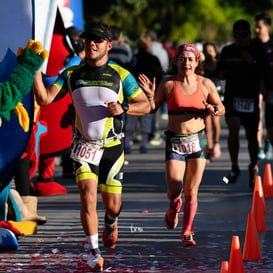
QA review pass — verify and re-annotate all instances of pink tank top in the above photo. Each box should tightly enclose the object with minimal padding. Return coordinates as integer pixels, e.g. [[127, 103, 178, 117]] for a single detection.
[[167, 75, 207, 114]]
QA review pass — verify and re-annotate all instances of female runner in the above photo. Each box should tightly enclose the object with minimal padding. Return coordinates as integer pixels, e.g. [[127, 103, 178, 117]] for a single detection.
[[138, 44, 225, 246]]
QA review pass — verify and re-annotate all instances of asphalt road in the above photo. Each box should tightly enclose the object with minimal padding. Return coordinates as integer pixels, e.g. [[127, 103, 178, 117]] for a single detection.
[[1, 117, 273, 273]]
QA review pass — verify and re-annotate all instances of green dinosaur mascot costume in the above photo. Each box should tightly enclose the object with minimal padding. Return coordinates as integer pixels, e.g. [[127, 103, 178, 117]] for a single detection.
[[0, 40, 48, 132], [0, 40, 48, 192]]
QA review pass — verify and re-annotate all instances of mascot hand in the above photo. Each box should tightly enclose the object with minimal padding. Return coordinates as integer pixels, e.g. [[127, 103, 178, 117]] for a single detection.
[[14, 102, 29, 132], [16, 40, 49, 78], [0, 40, 48, 124], [6, 39, 49, 100], [17, 40, 49, 60]]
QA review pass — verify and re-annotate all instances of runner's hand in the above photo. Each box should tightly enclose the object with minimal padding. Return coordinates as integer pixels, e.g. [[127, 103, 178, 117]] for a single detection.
[[105, 101, 124, 116], [138, 74, 156, 99], [203, 101, 218, 116]]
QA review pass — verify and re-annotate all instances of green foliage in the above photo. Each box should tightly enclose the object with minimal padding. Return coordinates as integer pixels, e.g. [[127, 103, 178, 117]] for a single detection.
[[170, 0, 249, 42], [83, 0, 273, 43]]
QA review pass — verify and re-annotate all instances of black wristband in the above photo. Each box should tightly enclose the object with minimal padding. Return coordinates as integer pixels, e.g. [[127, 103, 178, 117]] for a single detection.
[[120, 102, 129, 113], [213, 105, 219, 116]]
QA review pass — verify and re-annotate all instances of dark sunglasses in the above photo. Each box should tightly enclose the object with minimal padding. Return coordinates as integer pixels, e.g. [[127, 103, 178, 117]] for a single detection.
[[85, 36, 106, 43], [234, 31, 249, 39]]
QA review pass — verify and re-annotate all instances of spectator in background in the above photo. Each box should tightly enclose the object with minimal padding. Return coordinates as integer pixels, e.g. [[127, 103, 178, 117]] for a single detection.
[[162, 37, 176, 62], [218, 19, 269, 189], [254, 13, 273, 160], [146, 29, 170, 73], [63, 25, 86, 64], [124, 33, 163, 153], [146, 29, 170, 144], [108, 26, 132, 68], [202, 42, 224, 162]]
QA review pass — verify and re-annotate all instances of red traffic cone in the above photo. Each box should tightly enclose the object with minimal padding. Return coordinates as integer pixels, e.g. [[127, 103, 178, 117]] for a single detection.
[[253, 176, 267, 213], [263, 163, 273, 198], [243, 213, 262, 260], [228, 236, 245, 273], [220, 260, 228, 273], [252, 178, 267, 231]]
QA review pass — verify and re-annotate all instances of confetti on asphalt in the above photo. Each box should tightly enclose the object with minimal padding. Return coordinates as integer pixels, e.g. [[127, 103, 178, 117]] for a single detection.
[[223, 176, 229, 184]]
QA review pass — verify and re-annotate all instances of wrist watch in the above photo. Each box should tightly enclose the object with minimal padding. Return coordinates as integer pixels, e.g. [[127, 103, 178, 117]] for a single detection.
[[213, 105, 219, 116], [121, 102, 129, 113]]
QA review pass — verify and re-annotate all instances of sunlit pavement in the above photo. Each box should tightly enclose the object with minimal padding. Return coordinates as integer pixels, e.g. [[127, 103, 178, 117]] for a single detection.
[[1, 119, 273, 273]]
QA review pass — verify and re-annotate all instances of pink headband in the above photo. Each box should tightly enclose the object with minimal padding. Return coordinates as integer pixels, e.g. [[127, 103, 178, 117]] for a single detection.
[[174, 43, 202, 61]]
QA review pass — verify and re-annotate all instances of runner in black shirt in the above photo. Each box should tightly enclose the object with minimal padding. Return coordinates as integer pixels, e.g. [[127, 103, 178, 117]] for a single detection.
[[218, 19, 269, 189]]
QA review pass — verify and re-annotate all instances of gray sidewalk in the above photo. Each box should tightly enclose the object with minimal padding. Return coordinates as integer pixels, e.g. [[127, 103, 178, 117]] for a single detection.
[[1, 118, 273, 273]]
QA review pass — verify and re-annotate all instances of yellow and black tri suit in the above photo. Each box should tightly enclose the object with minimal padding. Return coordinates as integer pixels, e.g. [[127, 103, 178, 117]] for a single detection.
[[53, 60, 143, 193]]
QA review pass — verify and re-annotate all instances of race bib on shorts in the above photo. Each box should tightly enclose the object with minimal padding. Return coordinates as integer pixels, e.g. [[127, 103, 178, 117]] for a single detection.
[[70, 141, 103, 166], [233, 97, 254, 113], [171, 134, 201, 155]]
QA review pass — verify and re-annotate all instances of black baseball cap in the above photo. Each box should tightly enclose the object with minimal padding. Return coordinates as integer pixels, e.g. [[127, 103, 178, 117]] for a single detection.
[[80, 22, 112, 41], [233, 19, 251, 33]]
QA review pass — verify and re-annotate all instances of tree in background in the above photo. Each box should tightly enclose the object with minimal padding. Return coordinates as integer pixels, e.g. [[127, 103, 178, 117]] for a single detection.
[[83, 0, 273, 43]]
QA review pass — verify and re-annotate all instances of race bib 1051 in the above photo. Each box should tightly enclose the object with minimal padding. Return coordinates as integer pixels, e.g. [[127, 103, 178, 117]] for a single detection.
[[70, 142, 103, 166]]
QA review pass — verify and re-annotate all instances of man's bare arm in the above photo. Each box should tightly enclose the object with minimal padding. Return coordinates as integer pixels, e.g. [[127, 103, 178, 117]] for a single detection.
[[32, 69, 66, 105]]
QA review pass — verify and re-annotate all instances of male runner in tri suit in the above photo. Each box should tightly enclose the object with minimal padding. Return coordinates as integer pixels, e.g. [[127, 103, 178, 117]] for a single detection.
[[218, 19, 269, 189], [32, 22, 150, 272]]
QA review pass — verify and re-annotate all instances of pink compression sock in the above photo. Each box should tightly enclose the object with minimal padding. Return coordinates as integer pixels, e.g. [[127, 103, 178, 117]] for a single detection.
[[182, 200, 198, 233]]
